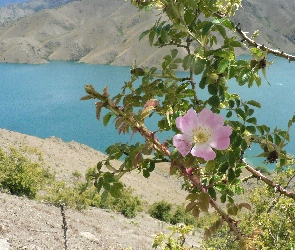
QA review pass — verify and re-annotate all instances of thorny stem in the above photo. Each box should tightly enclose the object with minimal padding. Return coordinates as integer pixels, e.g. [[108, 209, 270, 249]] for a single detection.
[[235, 23, 295, 62], [267, 173, 295, 213], [179, 165, 245, 242], [242, 159, 295, 200]]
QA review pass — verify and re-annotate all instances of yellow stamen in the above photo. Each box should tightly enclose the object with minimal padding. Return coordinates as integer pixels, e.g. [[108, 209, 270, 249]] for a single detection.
[[192, 126, 211, 144]]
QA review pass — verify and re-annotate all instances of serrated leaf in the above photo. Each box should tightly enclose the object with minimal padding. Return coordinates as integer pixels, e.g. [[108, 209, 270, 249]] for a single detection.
[[235, 108, 246, 120], [171, 49, 178, 59], [228, 168, 235, 183], [246, 117, 257, 124], [220, 193, 226, 203], [103, 181, 111, 191], [218, 59, 229, 73], [226, 111, 232, 118], [247, 100, 261, 108], [215, 24, 226, 38], [246, 125, 256, 134], [110, 185, 122, 198], [95, 177, 104, 193], [208, 95, 220, 107], [191, 206, 200, 218], [219, 162, 229, 173], [288, 115, 295, 128], [197, 192, 210, 212], [227, 204, 238, 216], [202, 22, 214, 36], [186, 202, 197, 212], [228, 99, 235, 108], [208, 84, 218, 95], [194, 58, 206, 75], [208, 187, 216, 200], [186, 193, 199, 201], [221, 19, 235, 30]]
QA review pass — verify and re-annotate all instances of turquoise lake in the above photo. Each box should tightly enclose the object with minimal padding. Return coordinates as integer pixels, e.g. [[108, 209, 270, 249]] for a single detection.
[[0, 57, 294, 168]]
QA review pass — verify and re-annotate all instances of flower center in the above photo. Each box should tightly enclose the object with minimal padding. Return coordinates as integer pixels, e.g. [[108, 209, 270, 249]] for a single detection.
[[192, 126, 212, 144]]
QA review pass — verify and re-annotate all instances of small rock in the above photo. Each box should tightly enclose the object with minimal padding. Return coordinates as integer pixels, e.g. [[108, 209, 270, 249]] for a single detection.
[[0, 239, 10, 250], [80, 231, 100, 243]]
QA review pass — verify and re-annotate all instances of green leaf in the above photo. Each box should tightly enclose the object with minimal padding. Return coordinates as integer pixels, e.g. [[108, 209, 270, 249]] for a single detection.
[[246, 126, 256, 134], [194, 58, 206, 75], [208, 84, 218, 95], [246, 117, 257, 124], [139, 30, 150, 41], [235, 108, 246, 120], [186, 202, 197, 212], [228, 168, 235, 183], [103, 181, 111, 191], [199, 76, 207, 89], [274, 134, 281, 146], [208, 95, 220, 107], [228, 99, 235, 108], [143, 169, 150, 178], [202, 22, 214, 36], [103, 112, 113, 126], [228, 151, 236, 166], [208, 187, 216, 200], [215, 24, 226, 38], [197, 193, 210, 212], [182, 54, 192, 70], [220, 193, 226, 203], [184, 10, 195, 24], [226, 111, 232, 118], [110, 185, 122, 198], [247, 100, 261, 108], [171, 49, 178, 59], [237, 68, 251, 86], [219, 162, 229, 173], [232, 135, 242, 148], [288, 115, 295, 129], [221, 19, 235, 30], [218, 59, 229, 73], [149, 30, 156, 46]]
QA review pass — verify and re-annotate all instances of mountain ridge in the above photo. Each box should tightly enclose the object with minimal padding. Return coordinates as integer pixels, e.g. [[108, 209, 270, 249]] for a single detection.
[[0, 0, 294, 66]]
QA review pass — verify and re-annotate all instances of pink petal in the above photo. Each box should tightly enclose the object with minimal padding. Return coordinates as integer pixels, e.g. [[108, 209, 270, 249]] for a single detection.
[[198, 108, 224, 128], [210, 126, 232, 150], [173, 134, 192, 157], [176, 109, 199, 135], [191, 144, 216, 161]]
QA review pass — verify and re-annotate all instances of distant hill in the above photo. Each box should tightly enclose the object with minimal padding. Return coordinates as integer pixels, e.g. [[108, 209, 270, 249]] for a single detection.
[[0, 0, 294, 66], [0, 0, 78, 24], [0, 0, 29, 8]]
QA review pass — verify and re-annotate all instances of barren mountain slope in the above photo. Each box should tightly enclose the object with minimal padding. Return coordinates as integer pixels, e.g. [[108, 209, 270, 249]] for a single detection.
[[0, 0, 294, 66], [0, 128, 188, 205], [0, 0, 77, 24]]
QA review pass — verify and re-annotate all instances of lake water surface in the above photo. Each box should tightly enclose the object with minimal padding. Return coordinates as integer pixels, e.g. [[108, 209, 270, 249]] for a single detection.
[[1, 57, 294, 168]]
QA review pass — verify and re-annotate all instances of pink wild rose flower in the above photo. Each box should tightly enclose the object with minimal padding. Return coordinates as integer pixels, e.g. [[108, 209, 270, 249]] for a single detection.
[[173, 108, 232, 161]]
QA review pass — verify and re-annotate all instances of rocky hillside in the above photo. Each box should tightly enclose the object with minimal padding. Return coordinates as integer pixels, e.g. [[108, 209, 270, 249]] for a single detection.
[[0, 0, 77, 24], [0, 0, 294, 66]]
